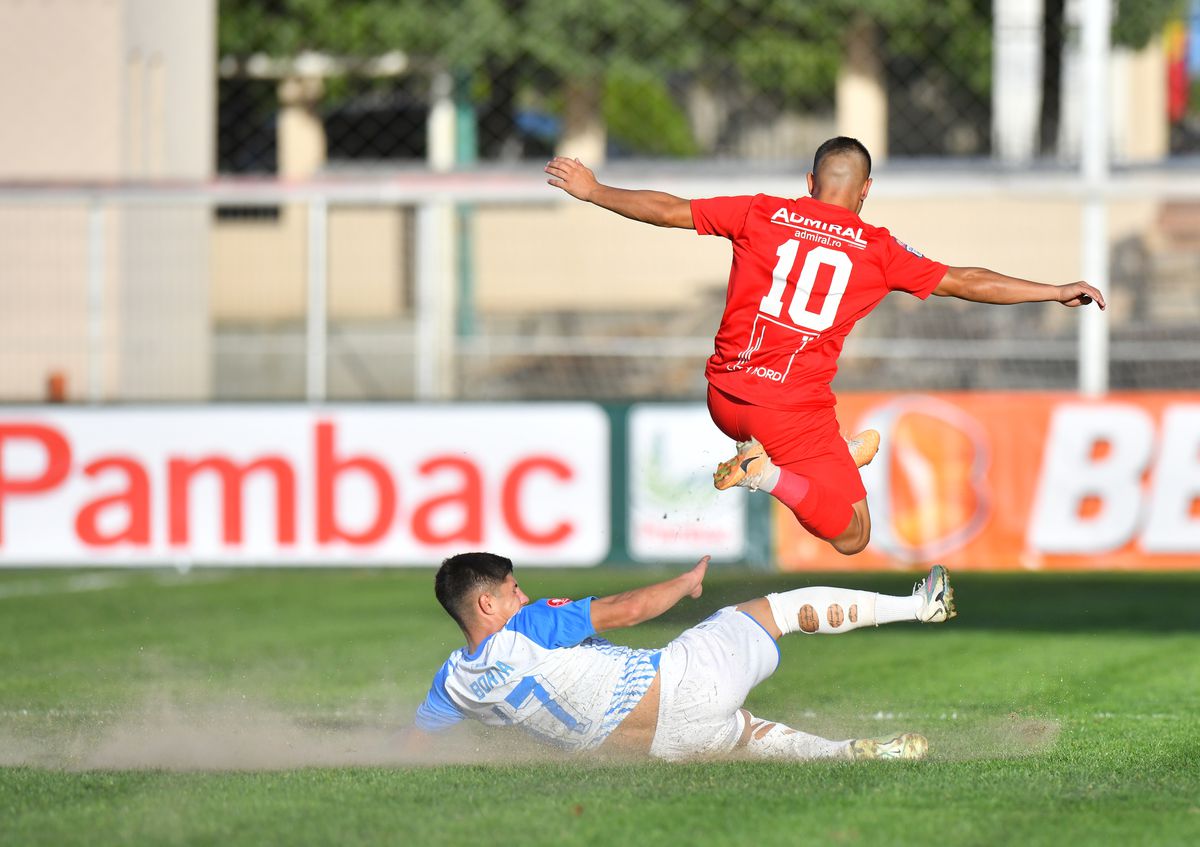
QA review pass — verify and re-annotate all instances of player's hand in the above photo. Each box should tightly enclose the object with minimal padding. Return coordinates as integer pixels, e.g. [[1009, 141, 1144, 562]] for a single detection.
[[545, 156, 600, 202], [683, 555, 709, 599], [1057, 281, 1106, 310]]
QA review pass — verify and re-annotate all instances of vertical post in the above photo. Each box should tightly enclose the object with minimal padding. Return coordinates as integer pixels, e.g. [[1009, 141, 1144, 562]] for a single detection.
[[1079, 0, 1111, 396], [836, 14, 888, 161], [427, 71, 456, 172], [993, 0, 1045, 163], [417, 71, 459, 399], [454, 68, 478, 339], [415, 202, 455, 400], [306, 197, 328, 403], [86, 199, 106, 404]]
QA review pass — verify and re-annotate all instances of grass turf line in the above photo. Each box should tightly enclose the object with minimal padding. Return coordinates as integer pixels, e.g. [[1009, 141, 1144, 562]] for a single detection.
[[0, 567, 1198, 846]]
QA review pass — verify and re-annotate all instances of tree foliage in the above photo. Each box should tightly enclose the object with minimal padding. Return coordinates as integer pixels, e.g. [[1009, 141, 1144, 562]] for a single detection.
[[218, 0, 1184, 157], [221, 0, 1182, 91], [1113, 0, 1185, 48]]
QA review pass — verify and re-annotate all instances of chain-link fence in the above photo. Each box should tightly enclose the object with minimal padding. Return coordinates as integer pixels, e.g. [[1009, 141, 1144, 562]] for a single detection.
[[215, 0, 1185, 171], [1, 1, 1198, 404]]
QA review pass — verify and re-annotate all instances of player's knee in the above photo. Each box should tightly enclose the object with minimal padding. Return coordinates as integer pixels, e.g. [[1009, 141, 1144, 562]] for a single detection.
[[830, 525, 870, 555]]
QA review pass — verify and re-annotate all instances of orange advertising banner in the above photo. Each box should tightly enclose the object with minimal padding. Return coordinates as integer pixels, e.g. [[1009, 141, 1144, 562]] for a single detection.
[[774, 392, 1200, 571]]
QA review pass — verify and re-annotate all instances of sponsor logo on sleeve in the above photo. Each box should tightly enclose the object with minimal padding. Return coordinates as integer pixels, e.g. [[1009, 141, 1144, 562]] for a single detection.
[[893, 237, 925, 257], [546, 597, 573, 607]]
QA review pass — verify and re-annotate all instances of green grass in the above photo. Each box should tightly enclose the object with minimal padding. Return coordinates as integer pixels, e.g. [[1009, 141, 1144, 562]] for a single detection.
[[1, 567, 1199, 846]]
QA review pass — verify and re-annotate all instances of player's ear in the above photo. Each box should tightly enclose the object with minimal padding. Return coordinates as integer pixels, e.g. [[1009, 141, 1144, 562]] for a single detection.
[[861, 177, 873, 201], [477, 588, 495, 617], [806, 172, 815, 196]]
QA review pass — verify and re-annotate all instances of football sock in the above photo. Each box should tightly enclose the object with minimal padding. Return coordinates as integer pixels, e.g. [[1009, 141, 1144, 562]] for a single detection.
[[763, 469, 853, 540], [874, 592, 923, 624], [738, 711, 850, 760], [765, 586, 921, 635]]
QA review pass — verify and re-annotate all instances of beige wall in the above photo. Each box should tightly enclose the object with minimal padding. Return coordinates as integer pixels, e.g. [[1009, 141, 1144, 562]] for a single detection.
[[207, 191, 1162, 339], [211, 206, 410, 322], [1113, 36, 1169, 164], [466, 196, 1158, 315], [472, 203, 732, 312], [0, 0, 123, 180], [0, 0, 215, 401]]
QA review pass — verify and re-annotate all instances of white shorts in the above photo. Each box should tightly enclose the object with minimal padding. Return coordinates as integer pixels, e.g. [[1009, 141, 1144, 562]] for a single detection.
[[649, 606, 781, 761]]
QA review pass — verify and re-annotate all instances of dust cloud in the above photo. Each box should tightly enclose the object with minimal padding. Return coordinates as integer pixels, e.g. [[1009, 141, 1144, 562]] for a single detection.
[[0, 696, 559, 772], [0, 699, 1058, 771]]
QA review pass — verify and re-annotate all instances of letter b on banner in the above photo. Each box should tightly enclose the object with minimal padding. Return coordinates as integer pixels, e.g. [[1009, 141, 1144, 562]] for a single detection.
[[1143, 406, 1200, 552], [1029, 405, 1154, 554]]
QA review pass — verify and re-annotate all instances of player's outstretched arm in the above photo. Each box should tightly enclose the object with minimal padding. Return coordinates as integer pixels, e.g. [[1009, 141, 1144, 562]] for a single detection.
[[544, 156, 695, 229], [589, 556, 709, 632], [932, 266, 1106, 309]]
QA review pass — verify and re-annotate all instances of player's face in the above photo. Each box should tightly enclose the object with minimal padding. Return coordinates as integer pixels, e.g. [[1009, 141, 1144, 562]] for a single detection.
[[495, 573, 530, 621]]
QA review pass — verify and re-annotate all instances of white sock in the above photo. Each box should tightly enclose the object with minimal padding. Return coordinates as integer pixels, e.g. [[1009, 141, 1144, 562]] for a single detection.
[[758, 464, 782, 492], [739, 711, 850, 761], [766, 586, 919, 635], [874, 592, 922, 624]]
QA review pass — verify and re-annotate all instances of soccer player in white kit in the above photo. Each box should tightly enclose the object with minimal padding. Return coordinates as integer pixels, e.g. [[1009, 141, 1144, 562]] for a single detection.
[[410, 552, 956, 761]]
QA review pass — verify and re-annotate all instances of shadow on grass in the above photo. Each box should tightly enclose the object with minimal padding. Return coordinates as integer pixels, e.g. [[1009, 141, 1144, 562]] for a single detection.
[[646, 571, 1200, 634]]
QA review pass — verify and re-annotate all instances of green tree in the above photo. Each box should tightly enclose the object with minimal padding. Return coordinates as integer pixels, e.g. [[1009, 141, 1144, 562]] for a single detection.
[[219, 0, 1186, 161]]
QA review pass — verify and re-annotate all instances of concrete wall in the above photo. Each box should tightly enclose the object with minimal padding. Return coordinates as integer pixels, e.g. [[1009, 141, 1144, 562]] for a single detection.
[[0, 0, 214, 401], [467, 194, 1157, 316], [211, 206, 411, 322]]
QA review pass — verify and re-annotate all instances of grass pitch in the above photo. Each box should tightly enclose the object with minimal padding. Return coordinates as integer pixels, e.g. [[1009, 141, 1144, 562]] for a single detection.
[[1, 566, 1198, 846]]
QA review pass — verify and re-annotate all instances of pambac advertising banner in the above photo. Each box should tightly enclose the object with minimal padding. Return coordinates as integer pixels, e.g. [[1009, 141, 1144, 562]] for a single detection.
[[0, 406, 610, 566], [775, 393, 1200, 571]]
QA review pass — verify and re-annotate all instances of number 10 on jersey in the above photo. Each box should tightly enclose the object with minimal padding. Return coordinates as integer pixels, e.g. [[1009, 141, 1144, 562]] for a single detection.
[[759, 242, 852, 332]]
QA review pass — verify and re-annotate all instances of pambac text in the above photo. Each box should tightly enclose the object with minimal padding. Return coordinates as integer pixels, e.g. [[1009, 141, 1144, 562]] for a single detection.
[[0, 407, 611, 565]]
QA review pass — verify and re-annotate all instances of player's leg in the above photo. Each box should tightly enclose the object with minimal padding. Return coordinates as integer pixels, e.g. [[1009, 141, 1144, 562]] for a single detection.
[[734, 709, 852, 759], [734, 709, 928, 761], [707, 390, 872, 555], [714, 438, 868, 552], [735, 564, 956, 639], [827, 498, 871, 555], [649, 604, 938, 762]]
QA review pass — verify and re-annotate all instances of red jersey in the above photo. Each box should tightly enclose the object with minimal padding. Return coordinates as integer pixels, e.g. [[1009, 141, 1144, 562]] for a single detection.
[[692, 194, 948, 410]]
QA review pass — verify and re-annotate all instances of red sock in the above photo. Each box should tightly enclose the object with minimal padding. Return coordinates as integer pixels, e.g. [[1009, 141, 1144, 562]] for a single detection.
[[769, 469, 854, 541]]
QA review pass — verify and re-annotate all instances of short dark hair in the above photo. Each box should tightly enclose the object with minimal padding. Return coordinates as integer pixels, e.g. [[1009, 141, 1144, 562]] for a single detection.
[[813, 136, 872, 176], [434, 551, 514, 631]]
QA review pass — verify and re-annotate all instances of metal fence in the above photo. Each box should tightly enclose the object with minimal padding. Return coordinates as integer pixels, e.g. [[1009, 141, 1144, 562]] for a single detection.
[[2, 168, 1198, 405], [215, 0, 1185, 172]]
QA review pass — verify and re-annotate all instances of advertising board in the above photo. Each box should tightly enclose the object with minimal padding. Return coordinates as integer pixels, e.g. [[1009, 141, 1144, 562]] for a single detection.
[[775, 393, 1200, 570], [0, 405, 610, 566]]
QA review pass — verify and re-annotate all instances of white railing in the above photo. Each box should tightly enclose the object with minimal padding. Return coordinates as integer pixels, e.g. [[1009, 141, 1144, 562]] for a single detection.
[[3, 161, 1199, 403]]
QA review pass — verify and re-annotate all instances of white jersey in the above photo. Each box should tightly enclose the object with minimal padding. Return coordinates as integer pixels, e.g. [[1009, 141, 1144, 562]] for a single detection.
[[414, 597, 660, 752]]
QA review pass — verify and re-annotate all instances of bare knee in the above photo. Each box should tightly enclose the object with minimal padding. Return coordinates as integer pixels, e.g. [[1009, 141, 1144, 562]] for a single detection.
[[828, 508, 870, 555], [830, 529, 869, 555]]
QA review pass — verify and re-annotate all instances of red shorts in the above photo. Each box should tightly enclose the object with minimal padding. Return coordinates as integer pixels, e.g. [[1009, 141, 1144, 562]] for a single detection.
[[706, 384, 867, 505]]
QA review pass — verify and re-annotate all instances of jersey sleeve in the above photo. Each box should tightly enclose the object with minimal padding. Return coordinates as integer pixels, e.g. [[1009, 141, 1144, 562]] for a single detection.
[[882, 233, 949, 299], [505, 597, 596, 648], [691, 195, 755, 240], [413, 663, 466, 732]]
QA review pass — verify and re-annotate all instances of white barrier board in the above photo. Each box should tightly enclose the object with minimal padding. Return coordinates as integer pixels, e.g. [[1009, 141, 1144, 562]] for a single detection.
[[627, 405, 746, 562], [0, 405, 610, 566]]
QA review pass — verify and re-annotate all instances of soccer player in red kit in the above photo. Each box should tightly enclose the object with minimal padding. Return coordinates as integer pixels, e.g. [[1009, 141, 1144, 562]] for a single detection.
[[545, 137, 1105, 556]]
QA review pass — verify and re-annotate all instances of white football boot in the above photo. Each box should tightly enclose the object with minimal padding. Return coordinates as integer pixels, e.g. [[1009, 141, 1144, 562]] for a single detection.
[[713, 437, 778, 492], [914, 564, 956, 623], [850, 732, 929, 761]]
